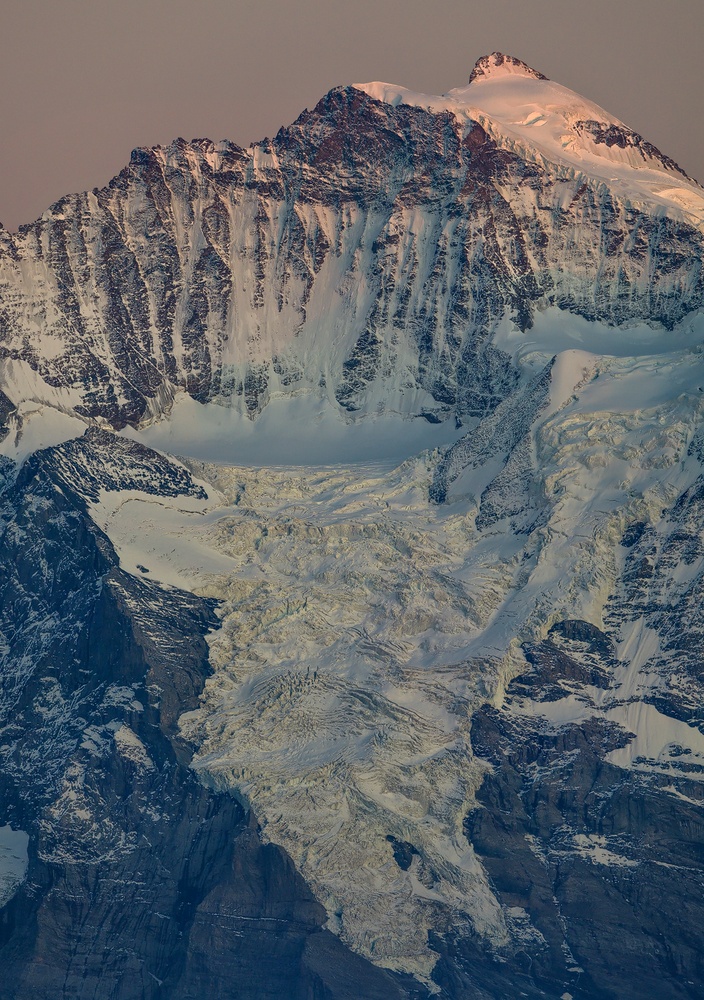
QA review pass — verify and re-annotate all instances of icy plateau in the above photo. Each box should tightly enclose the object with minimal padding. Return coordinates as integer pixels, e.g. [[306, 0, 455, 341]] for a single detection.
[[0, 52, 703, 1000]]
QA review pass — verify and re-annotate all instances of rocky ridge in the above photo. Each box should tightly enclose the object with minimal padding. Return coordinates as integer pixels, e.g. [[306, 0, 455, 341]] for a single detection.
[[0, 56, 702, 437]]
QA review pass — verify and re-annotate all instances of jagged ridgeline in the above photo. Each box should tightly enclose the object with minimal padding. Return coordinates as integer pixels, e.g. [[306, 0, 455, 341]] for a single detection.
[[0, 52, 702, 431]]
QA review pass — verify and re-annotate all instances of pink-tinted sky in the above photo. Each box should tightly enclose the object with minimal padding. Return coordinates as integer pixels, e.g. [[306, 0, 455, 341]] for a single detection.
[[1, 0, 702, 231]]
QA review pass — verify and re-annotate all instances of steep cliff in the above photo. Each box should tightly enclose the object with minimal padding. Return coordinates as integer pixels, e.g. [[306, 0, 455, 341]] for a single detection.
[[0, 54, 702, 434]]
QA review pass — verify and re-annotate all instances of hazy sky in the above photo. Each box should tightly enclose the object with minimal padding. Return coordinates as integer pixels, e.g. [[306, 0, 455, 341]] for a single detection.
[[1, 0, 702, 231]]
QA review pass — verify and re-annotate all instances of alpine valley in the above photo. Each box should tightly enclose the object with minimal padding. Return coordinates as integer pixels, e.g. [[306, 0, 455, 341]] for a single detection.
[[0, 52, 703, 1000]]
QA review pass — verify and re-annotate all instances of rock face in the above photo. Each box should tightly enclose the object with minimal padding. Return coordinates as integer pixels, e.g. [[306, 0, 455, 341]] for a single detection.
[[0, 55, 702, 430], [2, 52, 704, 1000], [464, 632, 704, 1000], [468, 52, 550, 83]]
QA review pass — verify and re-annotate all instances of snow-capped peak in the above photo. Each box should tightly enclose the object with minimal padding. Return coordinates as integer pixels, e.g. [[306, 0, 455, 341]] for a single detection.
[[354, 55, 704, 226], [467, 51, 549, 84]]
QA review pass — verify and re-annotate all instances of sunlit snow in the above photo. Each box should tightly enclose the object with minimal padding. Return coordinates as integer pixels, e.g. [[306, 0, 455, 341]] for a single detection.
[[355, 62, 704, 228]]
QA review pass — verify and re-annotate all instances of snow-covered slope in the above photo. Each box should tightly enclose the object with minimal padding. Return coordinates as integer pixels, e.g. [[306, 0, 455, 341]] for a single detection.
[[71, 304, 704, 991], [357, 52, 704, 228]]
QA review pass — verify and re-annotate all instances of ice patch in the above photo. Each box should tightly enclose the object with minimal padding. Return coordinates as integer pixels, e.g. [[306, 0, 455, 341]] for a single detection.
[[113, 725, 155, 771], [123, 392, 465, 467], [0, 401, 87, 465], [89, 485, 238, 589], [571, 834, 638, 868], [605, 702, 704, 774]]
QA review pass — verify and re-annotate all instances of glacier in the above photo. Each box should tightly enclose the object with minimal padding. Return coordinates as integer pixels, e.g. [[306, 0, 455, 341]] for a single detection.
[[64, 302, 704, 988]]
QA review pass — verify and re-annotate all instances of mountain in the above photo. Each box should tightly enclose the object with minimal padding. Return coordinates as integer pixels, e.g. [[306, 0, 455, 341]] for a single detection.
[[1, 53, 704, 1000], [0, 53, 702, 437]]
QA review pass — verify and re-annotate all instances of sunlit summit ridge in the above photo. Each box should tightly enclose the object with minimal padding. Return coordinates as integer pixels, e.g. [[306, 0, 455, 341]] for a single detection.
[[356, 52, 704, 227]]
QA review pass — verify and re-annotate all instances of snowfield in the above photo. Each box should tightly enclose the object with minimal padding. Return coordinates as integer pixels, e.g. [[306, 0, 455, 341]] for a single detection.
[[356, 53, 704, 230]]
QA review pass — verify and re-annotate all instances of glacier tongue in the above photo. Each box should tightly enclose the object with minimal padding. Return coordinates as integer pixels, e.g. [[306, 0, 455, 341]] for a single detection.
[[81, 321, 704, 981], [177, 457, 513, 981]]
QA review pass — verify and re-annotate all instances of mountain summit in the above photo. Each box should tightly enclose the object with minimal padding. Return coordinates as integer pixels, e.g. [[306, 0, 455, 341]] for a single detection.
[[356, 55, 702, 214], [468, 51, 549, 83]]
